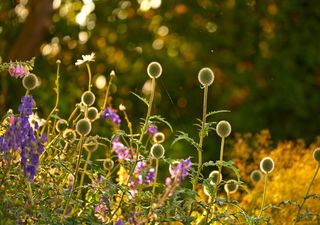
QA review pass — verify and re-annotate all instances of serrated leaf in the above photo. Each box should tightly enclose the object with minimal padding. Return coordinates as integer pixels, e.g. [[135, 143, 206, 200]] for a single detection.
[[131, 91, 149, 106], [206, 110, 231, 118], [171, 131, 199, 149], [149, 115, 173, 132]]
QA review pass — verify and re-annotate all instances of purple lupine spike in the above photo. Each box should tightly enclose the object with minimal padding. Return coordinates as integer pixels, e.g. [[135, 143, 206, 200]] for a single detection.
[[146, 124, 158, 137]]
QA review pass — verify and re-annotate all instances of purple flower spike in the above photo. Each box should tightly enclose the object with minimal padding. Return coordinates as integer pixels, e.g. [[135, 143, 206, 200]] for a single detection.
[[0, 95, 47, 181], [146, 124, 158, 137], [101, 107, 121, 125], [169, 158, 192, 184], [112, 136, 131, 160], [116, 219, 125, 225]]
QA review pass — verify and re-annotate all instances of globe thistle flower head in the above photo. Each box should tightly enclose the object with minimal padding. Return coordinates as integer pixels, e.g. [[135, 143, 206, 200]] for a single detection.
[[81, 91, 96, 106], [87, 107, 98, 121], [8, 64, 29, 78], [224, 179, 239, 194], [147, 61, 162, 79], [260, 157, 275, 174], [153, 132, 165, 144], [84, 137, 99, 152], [250, 170, 262, 183], [209, 170, 222, 185], [22, 73, 38, 90], [101, 107, 121, 125], [198, 67, 214, 86], [55, 119, 68, 133], [76, 118, 92, 136], [63, 128, 77, 143], [216, 120, 232, 138], [313, 147, 320, 163], [150, 143, 165, 159], [103, 159, 115, 171]]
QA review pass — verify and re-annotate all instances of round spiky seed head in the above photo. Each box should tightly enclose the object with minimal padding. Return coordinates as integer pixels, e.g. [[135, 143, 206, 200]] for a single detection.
[[84, 137, 98, 152], [87, 107, 98, 121], [203, 185, 211, 197], [313, 148, 320, 163], [147, 61, 162, 79], [103, 159, 114, 170], [151, 143, 165, 159], [209, 170, 222, 185], [56, 119, 68, 133], [260, 157, 275, 174], [250, 170, 262, 183], [216, 120, 232, 138], [153, 132, 165, 144], [62, 128, 77, 143], [76, 118, 91, 136], [224, 179, 239, 194], [81, 91, 95, 106], [22, 73, 38, 90], [198, 67, 214, 86]]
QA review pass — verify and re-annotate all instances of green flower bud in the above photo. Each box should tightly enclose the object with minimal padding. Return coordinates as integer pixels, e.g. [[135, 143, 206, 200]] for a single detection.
[[250, 170, 262, 183], [260, 157, 275, 174], [147, 61, 162, 79], [313, 148, 320, 163], [151, 143, 165, 159], [76, 118, 91, 136], [224, 179, 239, 194], [216, 120, 231, 138], [81, 91, 95, 106], [198, 67, 214, 86], [56, 119, 68, 133], [22, 73, 38, 90], [87, 107, 98, 121]]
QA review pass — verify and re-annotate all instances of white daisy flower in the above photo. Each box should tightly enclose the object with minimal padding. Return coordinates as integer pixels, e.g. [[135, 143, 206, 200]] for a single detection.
[[75, 52, 96, 66]]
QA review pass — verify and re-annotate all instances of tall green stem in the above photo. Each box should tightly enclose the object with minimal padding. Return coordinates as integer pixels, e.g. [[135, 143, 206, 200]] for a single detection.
[[77, 150, 92, 198], [194, 85, 208, 191], [259, 173, 268, 217], [101, 73, 114, 111], [293, 163, 320, 224], [85, 63, 92, 91], [213, 137, 225, 201], [41, 61, 60, 135], [152, 159, 159, 196]]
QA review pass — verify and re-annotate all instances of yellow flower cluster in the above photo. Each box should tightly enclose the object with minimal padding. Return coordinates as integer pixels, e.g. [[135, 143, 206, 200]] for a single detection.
[[228, 130, 320, 224]]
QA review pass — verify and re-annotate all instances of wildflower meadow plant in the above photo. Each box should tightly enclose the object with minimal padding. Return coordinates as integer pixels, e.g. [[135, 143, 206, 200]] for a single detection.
[[0, 55, 319, 224]]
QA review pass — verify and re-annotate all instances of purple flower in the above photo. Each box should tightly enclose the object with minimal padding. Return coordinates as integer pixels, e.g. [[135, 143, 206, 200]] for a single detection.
[[146, 124, 158, 137], [112, 137, 131, 160], [145, 168, 155, 185], [94, 197, 109, 223], [8, 65, 28, 78], [116, 219, 125, 225], [169, 158, 192, 184], [101, 107, 121, 125], [0, 95, 47, 181]]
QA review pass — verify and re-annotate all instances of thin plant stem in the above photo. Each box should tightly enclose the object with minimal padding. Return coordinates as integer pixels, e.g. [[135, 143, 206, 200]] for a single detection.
[[77, 150, 92, 198], [111, 78, 157, 220], [41, 61, 60, 135], [293, 163, 320, 224], [259, 173, 268, 217], [194, 85, 208, 191], [27, 181, 34, 206], [61, 135, 85, 221], [152, 159, 159, 196], [100, 73, 114, 111], [214, 137, 225, 200], [68, 107, 79, 123], [123, 110, 133, 150], [85, 63, 92, 91]]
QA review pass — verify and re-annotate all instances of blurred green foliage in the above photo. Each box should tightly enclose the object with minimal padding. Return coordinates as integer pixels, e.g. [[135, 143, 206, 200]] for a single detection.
[[0, 0, 319, 151]]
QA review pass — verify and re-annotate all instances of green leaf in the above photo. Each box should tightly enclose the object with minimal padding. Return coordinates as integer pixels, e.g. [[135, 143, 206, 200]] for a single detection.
[[131, 91, 149, 106], [171, 131, 199, 149], [206, 110, 231, 119], [149, 115, 173, 132]]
